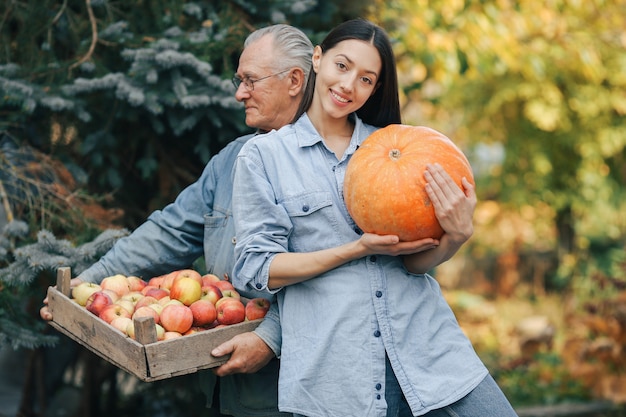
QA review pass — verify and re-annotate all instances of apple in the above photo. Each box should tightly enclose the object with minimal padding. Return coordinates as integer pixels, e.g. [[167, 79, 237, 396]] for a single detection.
[[120, 291, 144, 305], [147, 276, 165, 288], [99, 303, 132, 324], [134, 295, 159, 310], [170, 277, 202, 306], [100, 274, 131, 297], [160, 271, 179, 290], [245, 297, 271, 321], [148, 303, 164, 316], [132, 306, 161, 325], [163, 298, 184, 307], [126, 276, 148, 292], [189, 299, 217, 326], [126, 321, 165, 341], [111, 316, 133, 335], [200, 284, 222, 305], [220, 289, 241, 301], [213, 280, 235, 292], [145, 287, 169, 300], [158, 296, 172, 306], [71, 282, 102, 306], [201, 273, 221, 287], [163, 331, 183, 340], [101, 289, 120, 303], [114, 299, 136, 315], [85, 291, 114, 316], [173, 269, 203, 285], [184, 326, 206, 336], [216, 298, 245, 325], [160, 304, 193, 334]]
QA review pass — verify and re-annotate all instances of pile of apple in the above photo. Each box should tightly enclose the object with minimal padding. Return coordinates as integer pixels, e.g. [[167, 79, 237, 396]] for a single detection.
[[71, 269, 270, 341]]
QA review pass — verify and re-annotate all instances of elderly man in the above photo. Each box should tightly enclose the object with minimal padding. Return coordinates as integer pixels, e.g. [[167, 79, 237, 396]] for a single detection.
[[41, 24, 313, 417]]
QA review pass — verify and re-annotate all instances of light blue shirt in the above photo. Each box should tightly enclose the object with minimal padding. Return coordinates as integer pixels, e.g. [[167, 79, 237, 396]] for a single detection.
[[233, 113, 488, 416]]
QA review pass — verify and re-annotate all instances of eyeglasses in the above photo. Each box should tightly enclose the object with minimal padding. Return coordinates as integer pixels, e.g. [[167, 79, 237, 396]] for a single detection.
[[232, 69, 290, 91]]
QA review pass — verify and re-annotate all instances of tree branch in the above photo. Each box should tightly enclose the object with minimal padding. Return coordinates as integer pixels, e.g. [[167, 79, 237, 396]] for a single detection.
[[69, 0, 97, 72]]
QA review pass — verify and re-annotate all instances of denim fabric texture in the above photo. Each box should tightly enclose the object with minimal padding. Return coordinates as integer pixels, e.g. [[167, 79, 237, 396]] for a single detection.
[[232, 113, 490, 417]]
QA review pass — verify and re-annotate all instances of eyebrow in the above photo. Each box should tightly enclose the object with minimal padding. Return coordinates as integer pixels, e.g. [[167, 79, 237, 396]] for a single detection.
[[336, 53, 379, 77]]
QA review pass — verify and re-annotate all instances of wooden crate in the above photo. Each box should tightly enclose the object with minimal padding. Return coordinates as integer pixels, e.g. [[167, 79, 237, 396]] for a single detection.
[[47, 267, 261, 382]]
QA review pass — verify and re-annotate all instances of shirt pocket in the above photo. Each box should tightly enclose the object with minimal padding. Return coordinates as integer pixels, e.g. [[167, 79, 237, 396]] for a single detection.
[[203, 210, 236, 278], [280, 191, 340, 252]]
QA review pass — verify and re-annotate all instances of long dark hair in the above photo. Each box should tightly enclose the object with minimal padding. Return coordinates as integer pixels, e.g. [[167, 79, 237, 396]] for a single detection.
[[292, 18, 401, 127]]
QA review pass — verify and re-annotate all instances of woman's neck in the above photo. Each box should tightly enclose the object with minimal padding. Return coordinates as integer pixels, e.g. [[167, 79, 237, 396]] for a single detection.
[[306, 108, 354, 159]]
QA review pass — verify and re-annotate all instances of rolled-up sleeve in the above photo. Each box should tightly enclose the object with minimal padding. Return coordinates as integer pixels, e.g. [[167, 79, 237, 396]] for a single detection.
[[231, 140, 288, 296]]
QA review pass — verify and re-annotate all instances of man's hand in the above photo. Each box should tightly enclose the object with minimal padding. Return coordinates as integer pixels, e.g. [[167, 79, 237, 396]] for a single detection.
[[211, 332, 275, 376], [39, 277, 83, 321]]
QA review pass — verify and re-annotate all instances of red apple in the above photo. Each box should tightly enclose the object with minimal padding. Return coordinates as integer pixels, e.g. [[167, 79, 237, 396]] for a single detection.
[[216, 298, 245, 325], [147, 276, 165, 288], [71, 282, 102, 306], [100, 288, 120, 303], [245, 297, 271, 321], [126, 276, 147, 292], [200, 284, 222, 305], [213, 280, 235, 292], [170, 277, 202, 306], [160, 304, 193, 334], [132, 306, 161, 324], [173, 269, 203, 285], [145, 287, 169, 300], [111, 316, 133, 335], [220, 289, 241, 301], [100, 274, 131, 297], [163, 331, 183, 340], [85, 291, 114, 316], [201, 273, 221, 287], [189, 299, 217, 326], [99, 303, 132, 324], [134, 295, 159, 310], [160, 271, 179, 290]]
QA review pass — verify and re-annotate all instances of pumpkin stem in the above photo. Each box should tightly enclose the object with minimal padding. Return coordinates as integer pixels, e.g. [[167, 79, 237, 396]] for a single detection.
[[388, 149, 402, 161]]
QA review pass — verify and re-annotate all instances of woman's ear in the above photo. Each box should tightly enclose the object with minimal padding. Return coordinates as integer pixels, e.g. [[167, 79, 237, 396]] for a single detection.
[[311, 45, 323, 73]]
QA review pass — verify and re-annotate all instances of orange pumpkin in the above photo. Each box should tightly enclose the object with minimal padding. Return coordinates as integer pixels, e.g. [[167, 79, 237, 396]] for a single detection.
[[344, 124, 474, 241]]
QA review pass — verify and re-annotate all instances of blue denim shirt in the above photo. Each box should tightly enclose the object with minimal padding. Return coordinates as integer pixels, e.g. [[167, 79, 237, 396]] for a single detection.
[[232, 113, 488, 417], [78, 133, 287, 416]]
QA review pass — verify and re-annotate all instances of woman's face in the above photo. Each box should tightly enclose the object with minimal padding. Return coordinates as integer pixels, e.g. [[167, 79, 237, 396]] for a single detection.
[[311, 39, 381, 121]]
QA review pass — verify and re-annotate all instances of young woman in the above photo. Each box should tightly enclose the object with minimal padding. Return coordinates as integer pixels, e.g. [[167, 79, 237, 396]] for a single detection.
[[232, 19, 517, 417]]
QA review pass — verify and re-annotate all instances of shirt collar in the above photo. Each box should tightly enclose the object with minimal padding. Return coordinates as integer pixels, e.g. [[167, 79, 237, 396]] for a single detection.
[[294, 112, 369, 153]]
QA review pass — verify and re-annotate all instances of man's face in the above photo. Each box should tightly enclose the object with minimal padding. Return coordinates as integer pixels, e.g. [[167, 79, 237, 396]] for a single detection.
[[234, 35, 298, 132]]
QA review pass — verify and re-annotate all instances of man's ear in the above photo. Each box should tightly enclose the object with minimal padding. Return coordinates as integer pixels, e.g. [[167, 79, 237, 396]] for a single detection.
[[288, 67, 306, 97]]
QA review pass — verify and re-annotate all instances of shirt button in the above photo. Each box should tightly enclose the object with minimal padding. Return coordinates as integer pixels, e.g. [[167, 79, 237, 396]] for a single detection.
[[369, 255, 377, 262], [375, 291, 382, 298], [376, 394, 381, 400], [231, 236, 237, 244], [373, 330, 381, 337], [375, 383, 382, 390], [255, 283, 263, 289], [302, 204, 310, 212]]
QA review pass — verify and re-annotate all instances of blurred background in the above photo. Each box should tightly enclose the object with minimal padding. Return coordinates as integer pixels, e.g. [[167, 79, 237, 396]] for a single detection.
[[1, 0, 625, 416]]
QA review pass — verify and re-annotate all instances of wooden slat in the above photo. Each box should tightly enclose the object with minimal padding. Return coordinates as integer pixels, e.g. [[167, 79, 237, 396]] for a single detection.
[[144, 320, 261, 377], [47, 286, 149, 378]]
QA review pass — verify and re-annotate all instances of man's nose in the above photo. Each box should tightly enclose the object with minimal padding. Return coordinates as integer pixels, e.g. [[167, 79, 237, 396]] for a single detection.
[[234, 84, 250, 101]]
